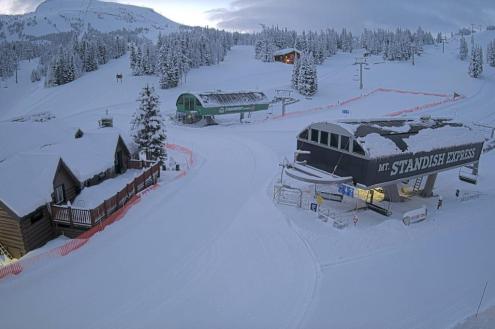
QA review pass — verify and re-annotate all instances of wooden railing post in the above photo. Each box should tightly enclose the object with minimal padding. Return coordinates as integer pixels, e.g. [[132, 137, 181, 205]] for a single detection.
[[68, 206, 73, 228], [90, 209, 95, 226], [104, 200, 108, 218]]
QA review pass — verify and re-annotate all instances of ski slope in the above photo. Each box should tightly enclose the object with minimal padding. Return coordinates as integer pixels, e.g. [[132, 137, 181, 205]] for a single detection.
[[1, 31, 495, 329], [0, 0, 180, 41]]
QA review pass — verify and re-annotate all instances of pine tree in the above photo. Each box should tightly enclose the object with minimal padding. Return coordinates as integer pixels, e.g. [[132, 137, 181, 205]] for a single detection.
[[487, 41, 495, 67], [468, 45, 483, 78], [436, 32, 443, 44], [459, 36, 468, 60], [297, 52, 318, 96], [291, 56, 300, 89], [131, 86, 167, 164]]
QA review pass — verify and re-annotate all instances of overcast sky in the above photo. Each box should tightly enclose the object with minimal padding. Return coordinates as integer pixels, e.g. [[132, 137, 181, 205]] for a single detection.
[[1, 0, 494, 33]]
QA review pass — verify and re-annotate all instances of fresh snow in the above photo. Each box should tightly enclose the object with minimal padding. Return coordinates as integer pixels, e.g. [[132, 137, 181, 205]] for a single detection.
[[0, 0, 180, 41], [0, 29, 495, 329], [0, 153, 63, 217], [72, 169, 142, 208]]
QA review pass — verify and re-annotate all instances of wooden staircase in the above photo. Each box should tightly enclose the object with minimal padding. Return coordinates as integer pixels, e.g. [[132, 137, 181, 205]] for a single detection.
[[0, 241, 13, 261], [413, 176, 424, 192]]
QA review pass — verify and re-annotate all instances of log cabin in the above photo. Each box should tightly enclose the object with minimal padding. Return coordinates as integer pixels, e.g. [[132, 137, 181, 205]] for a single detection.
[[0, 154, 80, 258], [273, 48, 301, 64], [0, 129, 133, 258]]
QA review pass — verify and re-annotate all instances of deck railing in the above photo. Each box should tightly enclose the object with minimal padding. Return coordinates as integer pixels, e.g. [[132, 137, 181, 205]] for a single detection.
[[51, 163, 160, 228]]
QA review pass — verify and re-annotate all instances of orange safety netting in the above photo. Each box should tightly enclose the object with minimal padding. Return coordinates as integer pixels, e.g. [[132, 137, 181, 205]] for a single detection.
[[270, 88, 463, 120]]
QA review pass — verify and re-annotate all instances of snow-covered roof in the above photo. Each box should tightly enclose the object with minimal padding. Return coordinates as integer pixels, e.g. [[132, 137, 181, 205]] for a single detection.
[[187, 91, 269, 109], [40, 128, 127, 182], [0, 153, 64, 217], [308, 117, 485, 158], [0, 121, 76, 163], [273, 48, 301, 56]]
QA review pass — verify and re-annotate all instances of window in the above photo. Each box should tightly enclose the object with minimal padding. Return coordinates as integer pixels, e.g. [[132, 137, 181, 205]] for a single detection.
[[340, 136, 350, 151], [311, 129, 319, 142], [330, 133, 339, 148], [320, 131, 329, 145], [299, 129, 309, 140], [176, 96, 184, 106], [54, 184, 65, 204], [185, 98, 194, 111], [353, 140, 365, 155], [195, 98, 201, 106]]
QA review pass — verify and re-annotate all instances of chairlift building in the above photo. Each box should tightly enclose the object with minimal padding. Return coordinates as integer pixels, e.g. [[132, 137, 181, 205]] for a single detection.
[[293, 117, 485, 202], [176, 91, 270, 123]]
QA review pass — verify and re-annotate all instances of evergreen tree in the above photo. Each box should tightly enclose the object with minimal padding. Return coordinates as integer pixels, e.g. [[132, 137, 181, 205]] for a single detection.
[[468, 45, 483, 78], [459, 36, 468, 60], [297, 52, 318, 96], [131, 85, 167, 164], [487, 40, 495, 67], [436, 32, 443, 44], [291, 56, 300, 89]]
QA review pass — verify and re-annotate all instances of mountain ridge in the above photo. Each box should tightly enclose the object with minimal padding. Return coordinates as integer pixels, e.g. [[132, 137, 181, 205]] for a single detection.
[[0, 0, 181, 41]]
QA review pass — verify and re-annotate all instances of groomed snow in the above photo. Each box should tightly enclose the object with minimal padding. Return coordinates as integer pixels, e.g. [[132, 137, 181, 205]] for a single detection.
[[0, 30, 495, 329]]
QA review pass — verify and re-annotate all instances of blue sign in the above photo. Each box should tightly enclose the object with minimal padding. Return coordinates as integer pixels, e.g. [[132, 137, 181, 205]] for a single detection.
[[338, 184, 355, 197]]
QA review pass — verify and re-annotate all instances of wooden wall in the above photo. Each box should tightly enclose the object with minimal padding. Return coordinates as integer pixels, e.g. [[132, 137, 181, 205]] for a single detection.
[[115, 136, 131, 173], [53, 162, 80, 203], [0, 204, 25, 258], [20, 206, 55, 254]]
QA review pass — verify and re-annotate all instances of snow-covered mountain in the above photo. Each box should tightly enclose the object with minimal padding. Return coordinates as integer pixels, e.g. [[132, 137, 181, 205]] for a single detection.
[[0, 0, 181, 41]]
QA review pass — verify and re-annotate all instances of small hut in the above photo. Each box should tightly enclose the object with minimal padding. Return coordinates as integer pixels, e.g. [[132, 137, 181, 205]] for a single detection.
[[273, 48, 301, 64]]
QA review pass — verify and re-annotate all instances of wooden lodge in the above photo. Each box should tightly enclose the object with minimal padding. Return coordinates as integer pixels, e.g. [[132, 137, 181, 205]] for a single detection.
[[273, 48, 301, 64], [0, 129, 160, 259]]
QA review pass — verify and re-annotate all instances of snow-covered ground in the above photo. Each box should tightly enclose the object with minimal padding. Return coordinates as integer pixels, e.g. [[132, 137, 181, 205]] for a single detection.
[[0, 30, 495, 329], [0, 0, 180, 41]]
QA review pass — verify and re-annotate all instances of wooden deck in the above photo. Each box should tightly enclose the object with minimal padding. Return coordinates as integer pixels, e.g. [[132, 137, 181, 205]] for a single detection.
[[51, 163, 160, 229]]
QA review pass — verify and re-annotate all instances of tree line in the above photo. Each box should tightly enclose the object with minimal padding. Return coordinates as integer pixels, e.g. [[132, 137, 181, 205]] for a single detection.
[[129, 27, 237, 89]]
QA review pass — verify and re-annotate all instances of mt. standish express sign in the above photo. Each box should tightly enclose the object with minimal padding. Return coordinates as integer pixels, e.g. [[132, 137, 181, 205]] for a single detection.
[[369, 143, 483, 186]]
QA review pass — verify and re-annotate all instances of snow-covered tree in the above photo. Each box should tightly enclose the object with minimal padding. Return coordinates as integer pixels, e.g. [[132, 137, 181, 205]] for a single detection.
[[459, 36, 468, 60], [487, 40, 495, 67], [468, 45, 483, 78], [131, 85, 167, 164], [291, 56, 300, 89], [436, 32, 443, 44], [297, 52, 318, 96], [158, 45, 180, 89]]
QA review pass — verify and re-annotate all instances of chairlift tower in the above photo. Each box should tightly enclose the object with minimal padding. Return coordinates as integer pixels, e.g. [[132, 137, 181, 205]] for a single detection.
[[353, 58, 368, 90], [275, 89, 295, 117]]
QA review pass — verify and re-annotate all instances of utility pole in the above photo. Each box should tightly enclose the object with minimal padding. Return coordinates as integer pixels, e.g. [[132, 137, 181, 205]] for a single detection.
[[353, 58, 368, 90], [13, 44, 18, 84], [411, 43, 416, 65], [439, 34, 447, 54]]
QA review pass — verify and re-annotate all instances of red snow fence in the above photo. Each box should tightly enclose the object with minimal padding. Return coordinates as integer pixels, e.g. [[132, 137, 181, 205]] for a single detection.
[[0, 144, 195, 281], [270, 88, 464, 120]]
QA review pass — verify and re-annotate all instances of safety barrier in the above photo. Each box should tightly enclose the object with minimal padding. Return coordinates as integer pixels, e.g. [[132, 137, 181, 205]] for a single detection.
[[0, 144, 195, 281], [269, 88, 464, 120], [51, 163, 160, 228]]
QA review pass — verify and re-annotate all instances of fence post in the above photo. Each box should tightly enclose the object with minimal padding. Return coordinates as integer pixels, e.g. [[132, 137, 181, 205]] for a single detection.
[[68, 206, 73, 227], [90, 209, 95, 226], [104, 200, 108, 218]]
